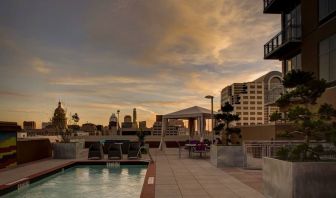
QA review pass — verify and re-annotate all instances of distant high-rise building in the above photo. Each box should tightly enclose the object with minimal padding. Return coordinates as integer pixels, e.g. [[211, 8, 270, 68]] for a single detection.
[[139, 121, 147, 129], [221, 71, 283, 126], [132, 108, 138, 128], [122, 115, 133, 128], [23, 121, 36, 130], [156, 115, 163, 122]]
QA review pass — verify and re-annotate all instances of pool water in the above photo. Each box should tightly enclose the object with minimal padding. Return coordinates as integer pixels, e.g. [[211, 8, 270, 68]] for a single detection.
[[4, 165, 147, 198]]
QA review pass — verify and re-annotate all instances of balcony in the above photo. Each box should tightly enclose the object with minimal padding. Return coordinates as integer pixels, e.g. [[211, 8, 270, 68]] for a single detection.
[[264, 24, 301, 60], [263, 0, 299, 14]]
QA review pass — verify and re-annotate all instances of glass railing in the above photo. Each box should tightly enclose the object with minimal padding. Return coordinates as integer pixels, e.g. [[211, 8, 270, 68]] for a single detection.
[[264, 24, 301, 58]]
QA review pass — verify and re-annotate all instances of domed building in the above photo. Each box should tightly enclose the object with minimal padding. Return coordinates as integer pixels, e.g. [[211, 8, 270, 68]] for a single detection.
[[109, 113, 118, 129], [52, 101, 67, 131]]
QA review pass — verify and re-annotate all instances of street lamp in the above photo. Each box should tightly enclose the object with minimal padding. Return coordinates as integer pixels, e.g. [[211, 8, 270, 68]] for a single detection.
[[205, 95, 214, 143]]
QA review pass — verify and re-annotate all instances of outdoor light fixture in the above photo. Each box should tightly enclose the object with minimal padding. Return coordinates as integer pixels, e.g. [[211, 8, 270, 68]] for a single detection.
[[205, 95, 214, 143]]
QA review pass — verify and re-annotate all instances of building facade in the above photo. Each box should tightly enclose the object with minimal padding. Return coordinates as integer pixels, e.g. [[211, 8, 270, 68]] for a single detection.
[[263, 0, 336, 83], [221, 71, 283, 126], [51, 101, 67, 131], [23, 121, 36, 130]]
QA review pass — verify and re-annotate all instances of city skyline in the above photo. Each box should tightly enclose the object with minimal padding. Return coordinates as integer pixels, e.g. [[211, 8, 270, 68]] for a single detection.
[[0, 0, 281, 127]]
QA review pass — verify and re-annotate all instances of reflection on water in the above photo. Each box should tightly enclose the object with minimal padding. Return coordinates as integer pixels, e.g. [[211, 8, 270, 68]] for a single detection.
[[3, 165, 147, 198]]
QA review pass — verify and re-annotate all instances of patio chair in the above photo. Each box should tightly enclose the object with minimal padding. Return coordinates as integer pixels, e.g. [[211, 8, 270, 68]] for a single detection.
[[104, 140, 115, 154], [127, 142, 141, 159], [191, 143, 208, 158], [88, 142, 104, 160], [108, 143, 122, 160]]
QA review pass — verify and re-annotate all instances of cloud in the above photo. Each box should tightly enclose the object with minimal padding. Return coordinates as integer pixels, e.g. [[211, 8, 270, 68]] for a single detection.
[[32, 58, 51, 74]]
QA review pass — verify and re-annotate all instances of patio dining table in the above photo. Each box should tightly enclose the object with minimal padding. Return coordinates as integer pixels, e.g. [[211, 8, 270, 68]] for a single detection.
[[185, 143, 197, 158]]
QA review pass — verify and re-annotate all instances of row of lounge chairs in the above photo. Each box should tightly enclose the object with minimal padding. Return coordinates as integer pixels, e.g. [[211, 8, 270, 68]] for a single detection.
[[88, 142, 141, 160]]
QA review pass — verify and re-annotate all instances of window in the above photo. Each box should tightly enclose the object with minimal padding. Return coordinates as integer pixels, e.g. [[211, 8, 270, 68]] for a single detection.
[[257, 96, 262, 99], [250, 91, 255, 94], [250, 85, 255, 89], [250, 123, 255, 125], [250, 96, 255, 99], [236, 112, 241, 115], [236, 107, 241, 110], [236, 123, 241, 126], [257, 107, 263, 110], [257, 117, 263, 120], [285, 53, 302, 73], [250, 107, 255, 110], [285, 5, 301, 39], [250, 101, 255, 104], [243, 107, 248, 110], [250, 117, 255, 120], [319, 34, 336, 82], [243, 96, 248, 99], [319, 0, 336, 21], [257, 101, 263, 105], [243, 112, 248, 115], [243, 123, 248, 126], [257, 85, 262, 89], [243, 117, 248, 120], [250, 112, 255, 115], [257, 112, 263, 115], [243, 101, 248, 104]]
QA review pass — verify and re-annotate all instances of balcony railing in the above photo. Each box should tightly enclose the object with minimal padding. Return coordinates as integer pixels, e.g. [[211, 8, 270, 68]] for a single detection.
[[264, 24, 301, 59], [263, 0, 299, 14]]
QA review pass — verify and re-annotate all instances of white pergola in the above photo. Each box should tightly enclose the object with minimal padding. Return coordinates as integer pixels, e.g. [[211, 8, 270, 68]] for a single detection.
[[159, 106, 212, 150]]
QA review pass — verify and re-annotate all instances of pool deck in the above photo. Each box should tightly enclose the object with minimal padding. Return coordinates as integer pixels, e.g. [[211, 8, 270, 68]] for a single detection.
[[152, 148, 264, 198], [0, 148, 264, 198]]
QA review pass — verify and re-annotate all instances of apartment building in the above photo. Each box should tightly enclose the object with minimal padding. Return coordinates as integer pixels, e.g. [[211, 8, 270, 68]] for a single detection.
[[221, 71, 283, 126], [263, 0, 336, 105]]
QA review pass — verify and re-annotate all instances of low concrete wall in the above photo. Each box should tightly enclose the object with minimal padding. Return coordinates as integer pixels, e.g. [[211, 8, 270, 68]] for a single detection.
[[17, 138, 52, 164], [53, 142, 81, 159], [210, 145, 244, 167], [263, 157, 336, 198]]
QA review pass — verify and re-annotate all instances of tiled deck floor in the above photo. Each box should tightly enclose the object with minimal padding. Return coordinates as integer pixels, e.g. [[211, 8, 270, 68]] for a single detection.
[[153, 149, 264, 198], [1, 148, 264, 198]]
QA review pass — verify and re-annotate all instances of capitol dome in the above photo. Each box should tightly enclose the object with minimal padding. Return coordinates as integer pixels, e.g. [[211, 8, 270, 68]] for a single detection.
[[52, 101, 67, 130]]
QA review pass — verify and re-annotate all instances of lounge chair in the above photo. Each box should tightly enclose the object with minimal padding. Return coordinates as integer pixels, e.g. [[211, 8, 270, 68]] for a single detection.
[[104, 140, 115, 154], [127, 142, 141, 159], [108, 143, 122, 160], [88, 142, 104, 159]]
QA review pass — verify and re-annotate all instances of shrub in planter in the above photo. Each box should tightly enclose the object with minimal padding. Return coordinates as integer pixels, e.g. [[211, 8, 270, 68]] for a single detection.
[[271, 70, 336, 161]]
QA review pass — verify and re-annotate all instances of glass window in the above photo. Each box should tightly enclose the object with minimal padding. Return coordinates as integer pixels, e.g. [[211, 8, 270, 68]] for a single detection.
[[285, 53, 302, 73], [319, 0, 336, 21], [285, 5, 301, 39], [319, 34, 336, 82]]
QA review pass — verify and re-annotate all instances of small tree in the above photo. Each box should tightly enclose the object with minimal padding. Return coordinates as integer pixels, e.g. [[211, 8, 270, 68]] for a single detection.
[[214, 102, 241, 145], [272, 70, 336, 161]]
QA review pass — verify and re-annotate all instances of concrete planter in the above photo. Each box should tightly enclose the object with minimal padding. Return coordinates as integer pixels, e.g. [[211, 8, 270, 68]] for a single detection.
[[210, 145, 244, 167], [53, 142, 81, 159], [263, 157, 336, 198]]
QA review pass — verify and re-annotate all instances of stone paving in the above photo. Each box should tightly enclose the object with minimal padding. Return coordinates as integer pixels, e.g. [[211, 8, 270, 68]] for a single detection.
[[153, 149, 264, 198], [1, 148, 264, 198]]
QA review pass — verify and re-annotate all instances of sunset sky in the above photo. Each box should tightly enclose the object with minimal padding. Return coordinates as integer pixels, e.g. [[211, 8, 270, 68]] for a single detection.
[[0, 0, 281, 127]]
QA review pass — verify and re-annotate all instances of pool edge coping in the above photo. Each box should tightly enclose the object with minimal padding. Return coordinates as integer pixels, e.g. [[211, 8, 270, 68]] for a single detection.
[[0, 160, 155, 197]]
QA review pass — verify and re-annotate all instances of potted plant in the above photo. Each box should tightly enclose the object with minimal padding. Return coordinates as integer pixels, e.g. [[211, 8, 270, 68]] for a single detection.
[[136, 129, 147, 154], [53, 113, 82, 159], [264, 70, 336, 198], [210, 102, 244, 167]]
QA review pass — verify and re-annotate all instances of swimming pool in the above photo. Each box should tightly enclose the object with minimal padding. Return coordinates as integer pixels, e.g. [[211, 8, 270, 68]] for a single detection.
[[3, 165, 147, 198]]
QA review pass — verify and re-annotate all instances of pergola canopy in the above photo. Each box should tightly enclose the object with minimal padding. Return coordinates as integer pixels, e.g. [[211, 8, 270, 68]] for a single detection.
[[163, 106, 212, 119]]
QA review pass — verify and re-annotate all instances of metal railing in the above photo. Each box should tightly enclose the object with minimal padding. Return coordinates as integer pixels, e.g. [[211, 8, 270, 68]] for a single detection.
[[264, 24, 301, 57], [263, 0, 275, 9], [243, 140, 336, 169]]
